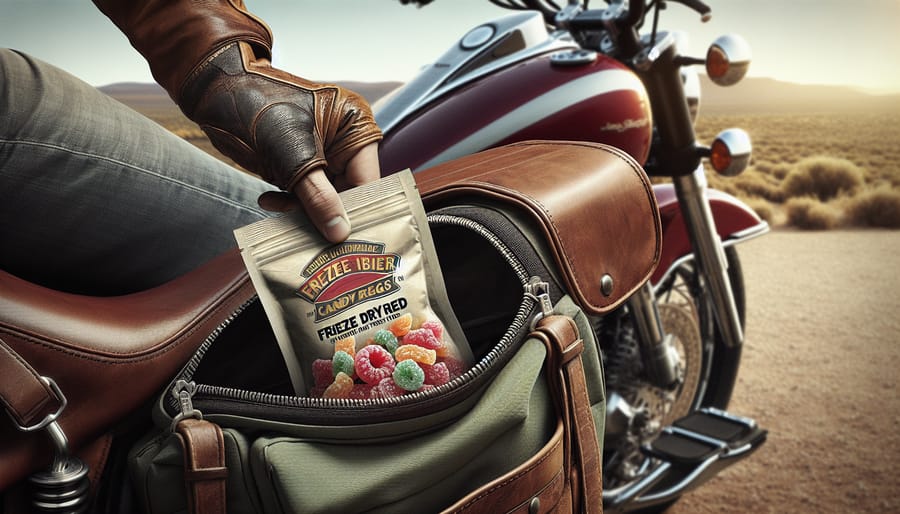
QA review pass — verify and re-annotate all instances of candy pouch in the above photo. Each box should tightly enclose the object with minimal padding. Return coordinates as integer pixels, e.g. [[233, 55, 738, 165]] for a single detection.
[[234, 170, 471, 396]]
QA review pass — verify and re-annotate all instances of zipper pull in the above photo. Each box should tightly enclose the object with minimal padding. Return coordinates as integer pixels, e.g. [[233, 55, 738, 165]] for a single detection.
[[524, 277, 554, 329], [170, 379, 202, 431]]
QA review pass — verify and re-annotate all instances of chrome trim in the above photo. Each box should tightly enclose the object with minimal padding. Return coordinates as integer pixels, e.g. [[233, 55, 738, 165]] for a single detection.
[[651, 220, 768, 296], [672, 165, 745, 348], [375, 11, 577, 133], [633, 31, 676, 71], [712, 128, 752, 176], [706, 34, 752, 86]]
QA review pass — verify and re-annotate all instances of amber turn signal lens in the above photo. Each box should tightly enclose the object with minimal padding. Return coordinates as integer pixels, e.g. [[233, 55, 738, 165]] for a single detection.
[[710, 139, 732, 173], [706, 46, 729, 80]]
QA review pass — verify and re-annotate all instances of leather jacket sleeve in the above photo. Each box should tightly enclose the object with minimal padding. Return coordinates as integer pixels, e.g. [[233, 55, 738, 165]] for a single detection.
[[93, 0, 382, 191]]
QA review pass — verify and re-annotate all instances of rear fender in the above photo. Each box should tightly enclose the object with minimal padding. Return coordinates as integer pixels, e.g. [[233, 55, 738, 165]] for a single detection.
[[652, 184, 768, 284]]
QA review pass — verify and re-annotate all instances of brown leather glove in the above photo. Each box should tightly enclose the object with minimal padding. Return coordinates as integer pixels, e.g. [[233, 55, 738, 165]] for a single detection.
[[93, 0, 382, 193], [179, 41, 381, 191]]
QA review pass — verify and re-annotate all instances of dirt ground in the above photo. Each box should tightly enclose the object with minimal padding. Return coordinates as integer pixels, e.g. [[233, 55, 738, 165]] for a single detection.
[[667, 230, 900, 513]]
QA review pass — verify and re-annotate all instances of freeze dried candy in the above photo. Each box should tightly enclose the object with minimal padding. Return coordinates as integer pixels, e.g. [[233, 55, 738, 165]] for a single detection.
[[235, 170, 471, 395]]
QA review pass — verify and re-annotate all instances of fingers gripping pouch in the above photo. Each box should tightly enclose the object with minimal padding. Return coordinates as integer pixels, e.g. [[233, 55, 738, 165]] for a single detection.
[[234, 170, 471, 396]]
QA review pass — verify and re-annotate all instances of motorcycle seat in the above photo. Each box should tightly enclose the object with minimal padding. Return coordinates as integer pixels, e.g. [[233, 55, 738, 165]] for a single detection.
[[0, 248, 255, 489]]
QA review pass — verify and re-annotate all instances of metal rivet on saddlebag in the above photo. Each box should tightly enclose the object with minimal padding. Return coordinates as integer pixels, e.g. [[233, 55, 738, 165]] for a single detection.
[[600, 274, 614, 297], [529, 497, 540, 514]]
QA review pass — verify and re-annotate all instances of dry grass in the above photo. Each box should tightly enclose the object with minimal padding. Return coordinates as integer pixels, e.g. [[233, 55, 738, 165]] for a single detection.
[[699, 109, 900, 230]]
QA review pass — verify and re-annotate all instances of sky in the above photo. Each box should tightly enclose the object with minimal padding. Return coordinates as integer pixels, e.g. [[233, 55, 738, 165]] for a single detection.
[[1, 0, 899, 94]]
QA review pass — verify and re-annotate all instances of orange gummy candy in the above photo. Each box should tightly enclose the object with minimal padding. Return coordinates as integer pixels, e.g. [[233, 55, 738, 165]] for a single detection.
[[395, 344, 437, 366], [334, 336, 356, 357], [389, 313, 413, 337], [323, 372, 354, 399]]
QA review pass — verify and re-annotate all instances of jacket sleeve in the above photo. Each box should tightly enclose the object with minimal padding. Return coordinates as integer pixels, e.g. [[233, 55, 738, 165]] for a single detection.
[[92, 0, 274, 103], [91, 0, 382, 191]]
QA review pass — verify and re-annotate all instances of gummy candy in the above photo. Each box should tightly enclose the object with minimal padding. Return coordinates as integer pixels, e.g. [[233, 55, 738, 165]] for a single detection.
[[434, 342, 450, 358], [323, 372, 354, 399], [421, 362, 450, 386], [332, 350, 355, 378], [389, 313, 413, 338], [348, 383, 375, 400], [393, 359, 425, 391], [334, 336, 356, 358], [442, 357, 467, 380], [312, 359, 335, 388], [373, 329, 399, 355], [403, 328, 442, 350], [395, 344, 436, 366], [420, 319, 444, 341], [372, 376, 406, 398], [355, 345, 396, 385]]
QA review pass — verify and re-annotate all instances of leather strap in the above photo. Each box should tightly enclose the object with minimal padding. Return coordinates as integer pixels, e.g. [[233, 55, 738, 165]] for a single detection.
[[443, 314, 603, 514], [174, 418, 228, 514], [0, 337, 60, 430], [532, 315, 604, 514], [443, 420, 566, 513]]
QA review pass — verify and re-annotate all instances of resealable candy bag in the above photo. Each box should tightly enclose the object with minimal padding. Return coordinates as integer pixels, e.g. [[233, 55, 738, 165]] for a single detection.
[[234, 170, 471, 396]]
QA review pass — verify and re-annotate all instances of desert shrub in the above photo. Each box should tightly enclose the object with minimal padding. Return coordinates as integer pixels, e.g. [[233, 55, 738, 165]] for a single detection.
[[784, 197, 840, 230], [734, 173, 784, 202], [770, 162, 792, 180], [844, 188, 900, 228], [781, 156, 864, 201]]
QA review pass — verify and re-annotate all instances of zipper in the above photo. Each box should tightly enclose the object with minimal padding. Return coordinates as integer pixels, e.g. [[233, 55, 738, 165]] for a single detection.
[[167, 214, 554, 423]]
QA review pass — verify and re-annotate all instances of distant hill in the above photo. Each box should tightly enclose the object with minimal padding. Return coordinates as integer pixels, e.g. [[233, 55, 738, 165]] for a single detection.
[[99, 76, 899, 116], [98, 81, 402, 109], [698, 76, 900, 114]]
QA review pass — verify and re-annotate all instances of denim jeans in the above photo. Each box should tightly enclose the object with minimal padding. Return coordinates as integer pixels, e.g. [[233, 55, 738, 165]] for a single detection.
[[0, 49, 276, 295]]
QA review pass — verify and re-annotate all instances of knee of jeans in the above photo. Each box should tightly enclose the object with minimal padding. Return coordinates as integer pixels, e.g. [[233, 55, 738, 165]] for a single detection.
[[0, 49, 43, 133]]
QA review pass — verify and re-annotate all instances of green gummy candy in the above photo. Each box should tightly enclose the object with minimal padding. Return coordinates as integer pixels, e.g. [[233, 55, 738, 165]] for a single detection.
[[332, 351, 355, 377], [374, 329, 399, 355], [393, 359, 425, 391]]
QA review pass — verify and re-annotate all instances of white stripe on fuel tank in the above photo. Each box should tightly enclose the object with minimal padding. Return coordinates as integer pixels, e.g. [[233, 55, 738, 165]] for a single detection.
[[418, 68, 646, 170]]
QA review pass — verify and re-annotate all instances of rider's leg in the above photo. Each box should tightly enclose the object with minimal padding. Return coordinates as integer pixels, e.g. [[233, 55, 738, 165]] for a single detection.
[[0, 48, 276, 295]]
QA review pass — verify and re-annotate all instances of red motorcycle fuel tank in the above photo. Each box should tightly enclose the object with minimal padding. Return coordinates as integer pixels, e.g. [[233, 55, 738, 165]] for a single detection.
[[379, 52, 653, 174]]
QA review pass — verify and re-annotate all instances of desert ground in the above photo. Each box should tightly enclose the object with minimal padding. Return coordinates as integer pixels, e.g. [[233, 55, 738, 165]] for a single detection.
[[669, 229, 900, 513]]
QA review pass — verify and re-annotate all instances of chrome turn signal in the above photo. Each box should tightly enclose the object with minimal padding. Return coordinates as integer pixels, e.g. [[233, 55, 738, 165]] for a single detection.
[[706, 34, 751, 86], [710, 128, 752, 176]]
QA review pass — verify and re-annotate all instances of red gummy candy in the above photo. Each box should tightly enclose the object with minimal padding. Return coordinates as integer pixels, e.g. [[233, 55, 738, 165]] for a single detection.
[[355, 345, 396, 385], [348, 383, 375, 400], [442, 357, 467, 380], [421, 362, 450, 386], [421, 320, 444, 341], [403, 328, 441, 350], [372, 376, 406, 398], [312, 359, 334, 388]]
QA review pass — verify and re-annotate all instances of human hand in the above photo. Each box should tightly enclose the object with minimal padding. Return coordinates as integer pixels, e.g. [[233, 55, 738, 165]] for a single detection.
[[179, 42, 383, 242], [258, 142, 381, 242]]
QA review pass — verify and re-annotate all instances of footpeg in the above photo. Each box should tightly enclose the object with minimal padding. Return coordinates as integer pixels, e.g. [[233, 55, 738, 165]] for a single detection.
[[604, 407, 767, 513], [645, 407, 766, 464]]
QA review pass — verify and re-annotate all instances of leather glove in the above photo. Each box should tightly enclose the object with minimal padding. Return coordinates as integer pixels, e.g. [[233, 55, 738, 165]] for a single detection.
[[179, 41, 381, 193], [93, 0, 382, 241]]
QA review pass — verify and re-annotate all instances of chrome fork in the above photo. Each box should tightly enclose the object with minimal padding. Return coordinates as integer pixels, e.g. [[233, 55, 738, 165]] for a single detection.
[[672, 165, 744, 349]]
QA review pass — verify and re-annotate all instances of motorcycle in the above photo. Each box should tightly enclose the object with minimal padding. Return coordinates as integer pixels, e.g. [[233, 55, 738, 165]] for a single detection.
[[0, 0, 767, 512], [374, 0, 767, 511]]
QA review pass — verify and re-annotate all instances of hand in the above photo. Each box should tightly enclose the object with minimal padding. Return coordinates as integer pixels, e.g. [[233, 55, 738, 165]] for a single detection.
[[258, 143, 381, 242], [179, 42, 383, 242]]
